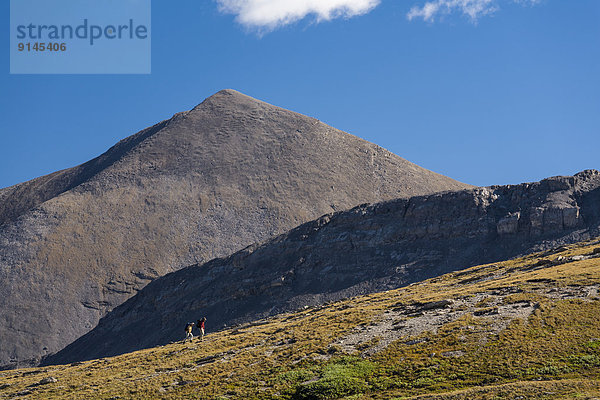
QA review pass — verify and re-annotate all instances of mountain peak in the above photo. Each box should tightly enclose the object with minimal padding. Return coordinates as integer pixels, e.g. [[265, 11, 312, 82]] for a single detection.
[[0, 91, 471, 369], [192, 89, 267, 111], [213, 88, 247, 97]]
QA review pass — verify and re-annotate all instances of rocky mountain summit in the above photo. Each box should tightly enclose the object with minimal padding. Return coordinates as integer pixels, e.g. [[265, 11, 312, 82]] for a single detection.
[[0, 90, 470, 369], [46, 170, 600, 365]]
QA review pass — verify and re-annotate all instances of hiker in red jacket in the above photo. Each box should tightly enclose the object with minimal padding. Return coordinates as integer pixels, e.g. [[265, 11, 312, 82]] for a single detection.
[[197, 317, 206, 341]]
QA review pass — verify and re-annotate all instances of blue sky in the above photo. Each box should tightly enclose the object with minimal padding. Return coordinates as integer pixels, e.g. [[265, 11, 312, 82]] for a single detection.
[[1, 0, 599, 188]]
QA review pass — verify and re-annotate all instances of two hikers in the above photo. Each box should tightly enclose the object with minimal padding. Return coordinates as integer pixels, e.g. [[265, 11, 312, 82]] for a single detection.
[[183, 316, 207, 342]]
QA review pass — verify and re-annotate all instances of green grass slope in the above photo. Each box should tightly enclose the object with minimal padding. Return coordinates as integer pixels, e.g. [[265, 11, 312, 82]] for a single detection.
[[2, 239, 600, 400]]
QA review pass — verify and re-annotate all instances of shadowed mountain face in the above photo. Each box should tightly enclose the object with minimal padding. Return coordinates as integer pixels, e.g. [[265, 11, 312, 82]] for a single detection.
[[0, 90, 471, 369], [44, 170, 600, 365]]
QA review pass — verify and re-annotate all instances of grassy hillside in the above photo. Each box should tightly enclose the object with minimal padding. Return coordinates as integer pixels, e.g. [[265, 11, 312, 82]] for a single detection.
[[2, 239, 600, 399]]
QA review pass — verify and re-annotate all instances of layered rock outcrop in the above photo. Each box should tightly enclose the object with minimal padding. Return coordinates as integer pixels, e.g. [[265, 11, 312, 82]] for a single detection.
[[45, 170, 600, 365]]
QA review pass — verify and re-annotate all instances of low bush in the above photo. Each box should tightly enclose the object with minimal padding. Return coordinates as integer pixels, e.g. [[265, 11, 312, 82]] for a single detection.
[[293, 357, 374, 400], [294, 375, 367, 400]]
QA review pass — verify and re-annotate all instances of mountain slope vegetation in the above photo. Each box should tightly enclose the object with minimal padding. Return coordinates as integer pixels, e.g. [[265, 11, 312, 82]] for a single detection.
[[2, 238, 600, 399]]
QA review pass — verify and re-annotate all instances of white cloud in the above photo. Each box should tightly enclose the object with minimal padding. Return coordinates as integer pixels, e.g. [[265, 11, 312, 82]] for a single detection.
[[407, 0, 540, 22], [217, 0, 380, 31]]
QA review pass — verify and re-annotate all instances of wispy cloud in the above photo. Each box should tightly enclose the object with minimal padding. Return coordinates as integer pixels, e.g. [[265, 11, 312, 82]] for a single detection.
[[216, 0, 380, 31], [217, 0, 541, 32], [407, 0, 541, 22]]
